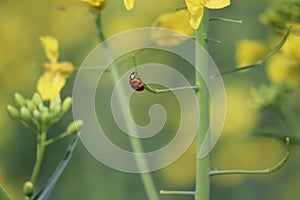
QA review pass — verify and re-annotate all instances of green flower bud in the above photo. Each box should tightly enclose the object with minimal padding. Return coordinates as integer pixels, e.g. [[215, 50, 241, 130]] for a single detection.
[[38, 103, 47, 112], [41, 111, 50, 124], [62, 97, 72, 113], [23, 181, 34, 197], [7, 104, 20, 120], [20, 106, 31, 121], [66, 120, 84, 135], [50, 104, 61, 115], [50, 95, 62, 107], [32, 92, 43, 106], [14, 93, 26, 107], [26, 100, 36, 112], [32, 109, 41, 121]]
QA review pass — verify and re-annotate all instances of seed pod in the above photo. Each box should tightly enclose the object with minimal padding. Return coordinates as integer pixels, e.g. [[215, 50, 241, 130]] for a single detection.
[[7, 104, 20, 120]]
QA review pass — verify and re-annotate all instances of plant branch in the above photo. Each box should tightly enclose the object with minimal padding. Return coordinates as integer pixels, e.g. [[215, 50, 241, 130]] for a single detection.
[[210, 26, 292, 78], [92, 12, 159, 200], [210, 137, 291, 176], [160, 190, 195, 195], [195, 8, 210, 200], [30, 129, 47, 186]]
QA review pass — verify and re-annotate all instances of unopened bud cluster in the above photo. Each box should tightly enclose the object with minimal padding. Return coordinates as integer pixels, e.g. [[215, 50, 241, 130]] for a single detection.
[[7, 92, 73, 130]]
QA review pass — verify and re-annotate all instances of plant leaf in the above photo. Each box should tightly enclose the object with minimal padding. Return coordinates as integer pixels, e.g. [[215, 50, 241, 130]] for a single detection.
[[0, 185, 11, 200], [32, 135, 79, 200]]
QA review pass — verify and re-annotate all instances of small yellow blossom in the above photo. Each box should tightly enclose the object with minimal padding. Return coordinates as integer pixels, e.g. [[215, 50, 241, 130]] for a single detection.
[[267, 53, 299, 87], [124, 0, 134, 10], [37, 36, 74, 100], [235, 39, 267, 67], [151, 10, 195, 46], [81, 0, 106, 12], [282, 33, 300, 62], [185, 0, 230, 29]]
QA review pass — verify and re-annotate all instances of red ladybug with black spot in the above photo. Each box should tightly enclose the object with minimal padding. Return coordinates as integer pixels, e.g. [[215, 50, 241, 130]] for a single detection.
[[129, 72, 144, 91]]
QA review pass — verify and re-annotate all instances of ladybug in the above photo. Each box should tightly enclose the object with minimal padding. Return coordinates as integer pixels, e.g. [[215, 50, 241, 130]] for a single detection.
[[129, 72, 144, 91]]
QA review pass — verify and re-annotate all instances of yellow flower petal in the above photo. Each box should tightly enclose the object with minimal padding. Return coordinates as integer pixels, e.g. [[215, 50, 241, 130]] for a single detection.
[[282, 33, 300, 62], [185, 0, 205, 15], [37, 72, 66, 100], [185, 0, 205, 29], [124, 0, 134, 10], [51, 62, 74, 77], [189, 11, 204, 30], [40, 36, 59, 64], [267, 54, 299, 87], [235, 39, 267, 67], [204, 0, 230, 9], [151, 10, 195, 46], [81, 0, 106, 12]]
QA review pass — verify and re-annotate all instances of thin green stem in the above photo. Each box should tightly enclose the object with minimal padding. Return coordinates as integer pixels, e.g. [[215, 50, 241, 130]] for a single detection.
[[143, 84, 199, 94], [93, 13, 159, 200], [195, 8, 210, 200], [30, 129, 47, 186], [160, 190, 195, 195], [210, 27, 292, 78], [210, 138, 291, 176], [45, 132, 69, 146], [209, 17, 242, 24]]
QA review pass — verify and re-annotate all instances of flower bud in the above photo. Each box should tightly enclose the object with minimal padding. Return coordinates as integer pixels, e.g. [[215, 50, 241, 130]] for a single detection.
[[32, 109, 41, 121], [66, 120, 84, 135], [14, 93, 26, 107], [38, 103, 47, 112], [7, 104, 20, 120], [20, 106, 31, 121], [32, 92, 43, 106], [62, 97, 72, 113], [23, 181, 34, 197], [26, 101, 36, 112], [41, 111, 50, 124]]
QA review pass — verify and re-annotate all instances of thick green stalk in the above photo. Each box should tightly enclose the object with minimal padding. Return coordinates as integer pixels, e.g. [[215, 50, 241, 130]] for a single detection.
[[30, 129, 47, 186], [195, 9, 210, 200], [93, 13, 159, 200]]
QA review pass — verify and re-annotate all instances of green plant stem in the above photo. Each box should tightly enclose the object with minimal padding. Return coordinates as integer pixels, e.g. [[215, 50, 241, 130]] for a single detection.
[[30, 129, 47, 186], [93, 13, 159, 200], [143, 84, 199, 94], [209, 17, 242, 23], [160, 190, 195, 195], [210, 138, 291, 176], [210, 27, 291, 78], [195, 8, 210, 200], [45, 132, 69, 146]]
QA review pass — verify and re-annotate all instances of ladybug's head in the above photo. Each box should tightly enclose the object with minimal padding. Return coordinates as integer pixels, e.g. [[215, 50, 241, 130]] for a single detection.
[[130, 72, 136, 80]]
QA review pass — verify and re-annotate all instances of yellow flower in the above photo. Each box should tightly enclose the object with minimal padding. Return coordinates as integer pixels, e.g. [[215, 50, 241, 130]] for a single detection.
[[81, 0, 106, 12], [37, 36, 74, 100], [267, 53, 299, 87], [282, 33, 300, 62], [235, 39, 267, 67], [185, 0, 230, 29], [151, 10, 195, 46], [124, 0, 134, 10]]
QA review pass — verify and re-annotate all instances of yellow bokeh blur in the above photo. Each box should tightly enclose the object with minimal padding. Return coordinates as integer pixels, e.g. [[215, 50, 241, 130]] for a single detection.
[[266, 53, 299, 87], [235, 39, 267, 67]]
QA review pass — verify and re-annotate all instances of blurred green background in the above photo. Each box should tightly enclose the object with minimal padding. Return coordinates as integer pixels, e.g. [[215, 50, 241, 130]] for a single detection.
[[1, 0, 300, 199]]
